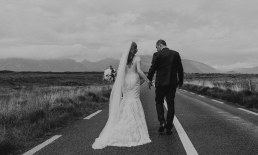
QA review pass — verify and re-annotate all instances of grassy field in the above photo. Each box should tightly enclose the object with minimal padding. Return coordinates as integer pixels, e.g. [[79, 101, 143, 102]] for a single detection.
[[0, 72, 112, 155], [184, 73, 258, 92], [182, 73, 258, 111]]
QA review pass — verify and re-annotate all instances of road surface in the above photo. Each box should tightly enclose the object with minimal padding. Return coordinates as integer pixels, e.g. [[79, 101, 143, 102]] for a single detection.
[[24, 83, 258, 155]]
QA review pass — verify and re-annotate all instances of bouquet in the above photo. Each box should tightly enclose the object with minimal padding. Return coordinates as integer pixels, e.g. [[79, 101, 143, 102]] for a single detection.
[[103, 67, 116, 83]]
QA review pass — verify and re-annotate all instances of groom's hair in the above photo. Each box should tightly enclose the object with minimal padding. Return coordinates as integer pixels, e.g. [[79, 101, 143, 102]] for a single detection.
[[156, 39, 166, 46]]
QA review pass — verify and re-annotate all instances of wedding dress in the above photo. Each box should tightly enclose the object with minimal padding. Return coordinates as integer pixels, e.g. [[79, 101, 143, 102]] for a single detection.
[[92, 45, 151, 149]]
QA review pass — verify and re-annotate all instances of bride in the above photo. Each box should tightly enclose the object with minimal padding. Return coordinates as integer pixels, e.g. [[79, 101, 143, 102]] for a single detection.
[[92, 42, 152, 149]]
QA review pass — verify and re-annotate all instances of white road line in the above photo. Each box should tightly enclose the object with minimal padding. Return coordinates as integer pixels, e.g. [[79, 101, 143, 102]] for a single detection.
[[198, 95, 205, 98], [164, 101, 198, 155], [174, 117, 198, 155], [211, 99, 224, 104], [23, 110, 102, 154], [182, 90, 189, 93], [84, 110, 102, 119], [238, 108, 258, 116], [23, 135, 62, 155]]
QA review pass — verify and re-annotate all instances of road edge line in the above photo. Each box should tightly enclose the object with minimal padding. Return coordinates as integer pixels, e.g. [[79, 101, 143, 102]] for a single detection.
[[238, 108, 258, 116], [198, 95, 205, 98], [164, 101, 198, 155], [84, 110, 102, 119], [23, 135, 62, 155], [211, 99, 224, 104]]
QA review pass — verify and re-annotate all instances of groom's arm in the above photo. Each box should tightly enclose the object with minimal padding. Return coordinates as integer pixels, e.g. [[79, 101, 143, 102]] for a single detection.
[[147, 52, 158, 82], [176, 52, 184, 87]]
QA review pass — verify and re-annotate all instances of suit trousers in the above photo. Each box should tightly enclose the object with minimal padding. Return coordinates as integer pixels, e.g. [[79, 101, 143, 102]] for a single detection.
[[155, 85, 177, 130]]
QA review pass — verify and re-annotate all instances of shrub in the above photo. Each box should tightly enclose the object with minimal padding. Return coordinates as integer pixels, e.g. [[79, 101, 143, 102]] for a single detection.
[[25, 109, 46, 124], [88, 92, 101, 102], [243, 96, 258, 108]]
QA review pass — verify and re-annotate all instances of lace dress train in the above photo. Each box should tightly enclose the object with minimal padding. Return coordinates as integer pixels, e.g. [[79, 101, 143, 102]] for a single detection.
[[92, 64, 151, 149]]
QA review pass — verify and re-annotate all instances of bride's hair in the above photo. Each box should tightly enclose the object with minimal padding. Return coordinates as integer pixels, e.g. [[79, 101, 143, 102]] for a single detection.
[[127, 42, 137, 66]]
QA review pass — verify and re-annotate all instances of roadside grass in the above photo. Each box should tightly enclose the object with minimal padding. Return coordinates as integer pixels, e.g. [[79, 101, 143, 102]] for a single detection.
[[0, 85, 111, 155], [181, 84, 258, 110], [184, 73, 258, 92]]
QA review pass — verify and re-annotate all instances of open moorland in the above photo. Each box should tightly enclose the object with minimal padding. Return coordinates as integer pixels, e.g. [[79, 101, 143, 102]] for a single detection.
[[0, 72, 112, 155], [182, 73, 258, 110]]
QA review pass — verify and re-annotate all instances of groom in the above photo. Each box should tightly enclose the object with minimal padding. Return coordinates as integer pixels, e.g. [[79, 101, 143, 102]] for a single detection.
[[147, 39, 184, 135]]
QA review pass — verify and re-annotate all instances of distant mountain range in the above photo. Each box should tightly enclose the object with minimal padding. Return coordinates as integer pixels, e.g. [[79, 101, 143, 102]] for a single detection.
[[0, 56, 257, 74], [181, 59, 220, 73], [0, 58, 86, 72]]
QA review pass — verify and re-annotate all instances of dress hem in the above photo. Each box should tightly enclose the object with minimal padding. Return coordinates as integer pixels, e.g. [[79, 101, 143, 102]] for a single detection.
[[92, 139, 151, 150]]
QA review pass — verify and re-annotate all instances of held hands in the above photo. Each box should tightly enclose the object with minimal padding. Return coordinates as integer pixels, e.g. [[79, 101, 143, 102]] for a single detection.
[[140, 78, 153, 89], [148, 80, 153, 89]]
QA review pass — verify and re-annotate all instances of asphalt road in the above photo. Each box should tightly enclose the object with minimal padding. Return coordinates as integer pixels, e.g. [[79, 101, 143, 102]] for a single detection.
[[25, 83, 258, 155]]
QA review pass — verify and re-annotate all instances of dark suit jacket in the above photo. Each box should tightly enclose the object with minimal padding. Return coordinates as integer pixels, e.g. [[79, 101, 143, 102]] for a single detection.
[[147, 48, 184, 87]]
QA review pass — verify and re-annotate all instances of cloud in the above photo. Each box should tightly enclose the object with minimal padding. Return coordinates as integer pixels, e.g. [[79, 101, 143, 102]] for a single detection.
[[0, 0, 257, 69]]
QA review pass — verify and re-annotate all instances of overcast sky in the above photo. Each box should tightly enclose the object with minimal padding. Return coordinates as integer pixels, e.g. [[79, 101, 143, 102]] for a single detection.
[[0, 0, 258, 71]]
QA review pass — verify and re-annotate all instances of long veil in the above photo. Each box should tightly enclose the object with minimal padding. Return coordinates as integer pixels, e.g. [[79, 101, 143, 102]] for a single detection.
[[92, 43, 131, 149]]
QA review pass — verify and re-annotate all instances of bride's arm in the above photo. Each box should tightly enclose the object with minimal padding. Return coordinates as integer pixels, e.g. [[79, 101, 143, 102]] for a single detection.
[[136, 56, 151, 84]]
